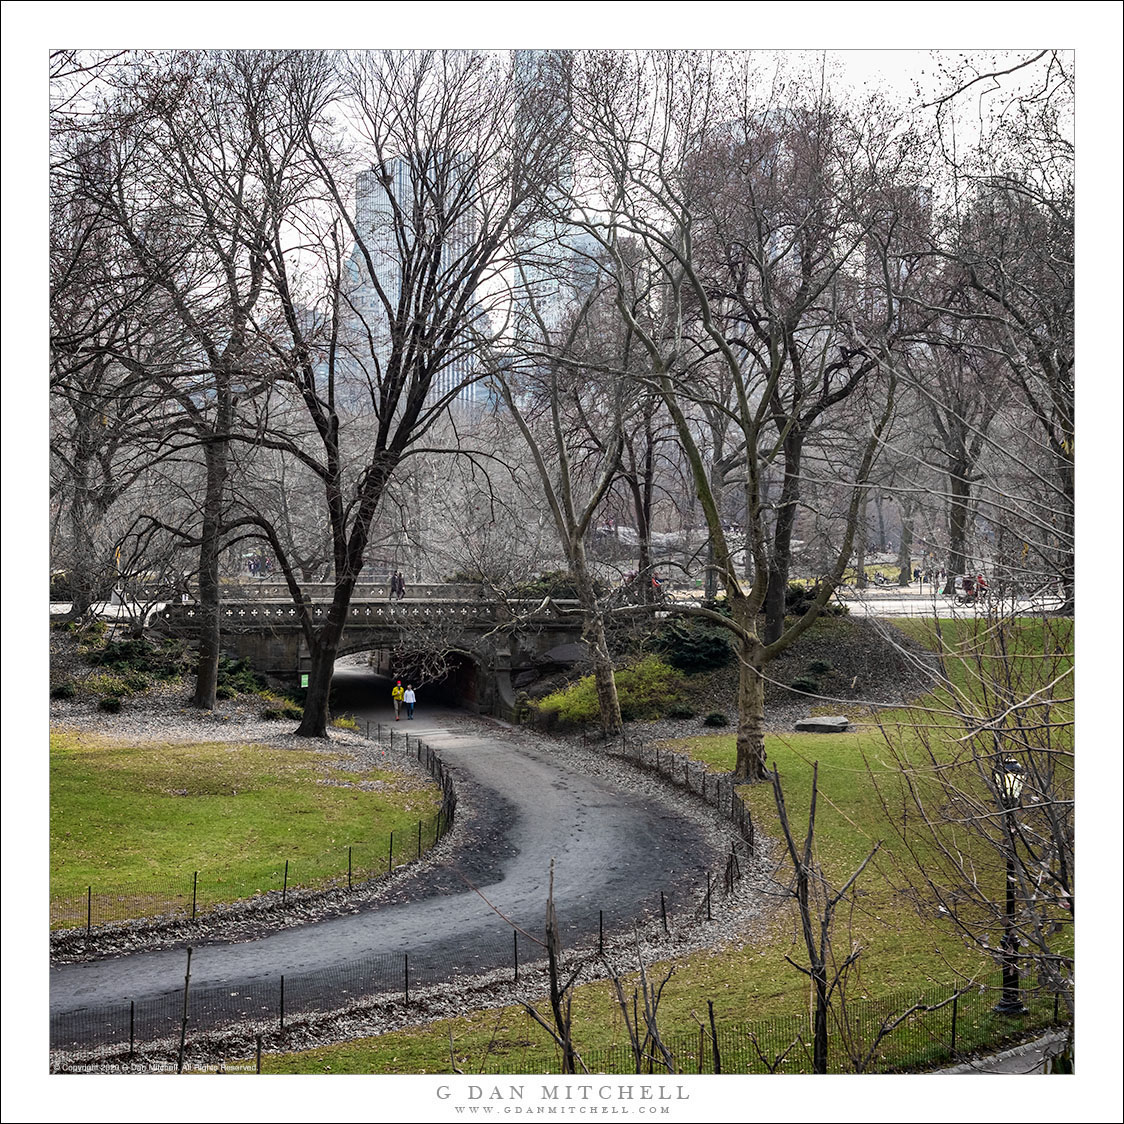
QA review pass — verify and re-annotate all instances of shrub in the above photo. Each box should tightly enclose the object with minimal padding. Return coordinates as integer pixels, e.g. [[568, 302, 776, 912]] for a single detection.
[[217, 656, 267, 695], [512, 570, 607, 600], [122, 671, 153, 693], [262, 704, 303, 722], [702, 711, 729, 727], [807, 659, 833, 676], [50, 682, 77, 700], [332, 715, 360, 731], [790, 675, 821, 694], [667, 704, 696, 719], [215, 684, 237, 701], [97, 696, 122, 713], [86, 637, 192, 680], [85, 672, 131, 697], [657, 619, 734, 673], [534, 656, 686, 727]]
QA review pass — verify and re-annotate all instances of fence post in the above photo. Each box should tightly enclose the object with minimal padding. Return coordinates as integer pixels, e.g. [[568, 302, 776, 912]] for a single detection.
[[256, 1035, 262, 1075], [129, 999, 135, 1059], [192, 871, 198, 920], [348, 846, 353, 893], [950, 991, 958, 1058], [708, 999, 722, 1074], [706, 872, 712, 921], [404, 953, 409, 1006], [280, 974, 285, 1032], [389, 831, 394, 873], [282, 860, 289, 906], [660, 891, 669, 936], [514, 930, 519, 983], [417, 820, 422, 859], [177, 947, 193, 1075]]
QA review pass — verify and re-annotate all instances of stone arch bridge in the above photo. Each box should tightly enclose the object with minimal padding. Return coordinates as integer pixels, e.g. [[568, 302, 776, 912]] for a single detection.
[[154, 582, 587, 715]]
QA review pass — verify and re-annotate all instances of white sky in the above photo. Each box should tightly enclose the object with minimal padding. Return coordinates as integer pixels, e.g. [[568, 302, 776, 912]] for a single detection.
[[3, 5, 1121, 1124]]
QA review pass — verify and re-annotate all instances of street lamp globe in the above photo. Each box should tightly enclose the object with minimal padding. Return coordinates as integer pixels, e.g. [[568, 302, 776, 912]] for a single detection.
[[992, 756, 1025, 807]]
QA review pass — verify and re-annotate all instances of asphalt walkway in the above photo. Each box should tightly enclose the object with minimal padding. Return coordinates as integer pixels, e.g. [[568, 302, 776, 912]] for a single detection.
[[50, 668, 727, 1021]]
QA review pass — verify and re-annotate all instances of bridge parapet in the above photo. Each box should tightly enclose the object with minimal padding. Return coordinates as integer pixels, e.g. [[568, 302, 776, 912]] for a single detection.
[[158, 596, 583, 632], [215, 581, 490, 602]]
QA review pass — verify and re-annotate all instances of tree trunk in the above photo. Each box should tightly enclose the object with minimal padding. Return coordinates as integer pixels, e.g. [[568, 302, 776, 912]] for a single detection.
[[297, 639, 336, 738], [812, 972, 829, 1074], [943, 464, 971, 594], [764, 437, 803, 645], [573, 541, 622, 735], [853, 498, 868, 590], [733, 632, 768, 782], [296, 578, 358, 737], [191, 432, 230, 709], [896, 507, 914, 586]]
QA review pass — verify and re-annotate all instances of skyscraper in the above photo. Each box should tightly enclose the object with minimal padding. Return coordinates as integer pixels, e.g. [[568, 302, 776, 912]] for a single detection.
[[347, 157, 481, 410]]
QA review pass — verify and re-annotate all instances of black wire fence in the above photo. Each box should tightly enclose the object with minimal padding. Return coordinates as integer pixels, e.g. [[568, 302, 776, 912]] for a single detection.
[[594, 730, 755, 852], [480, 973, 1065, 1075], [517, 718, 756, 854], [50, 848, 754, 1059], [50, 723, 457, 932]]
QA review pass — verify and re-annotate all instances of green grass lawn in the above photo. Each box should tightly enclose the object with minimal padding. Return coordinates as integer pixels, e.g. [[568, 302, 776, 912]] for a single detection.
[[50, 729, 442, 925]]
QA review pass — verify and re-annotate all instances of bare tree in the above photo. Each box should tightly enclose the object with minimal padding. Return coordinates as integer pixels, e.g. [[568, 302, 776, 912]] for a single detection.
[[226, 49, 571, 736], [770, 761, 881, 1074], [567, 52, 908, 779]]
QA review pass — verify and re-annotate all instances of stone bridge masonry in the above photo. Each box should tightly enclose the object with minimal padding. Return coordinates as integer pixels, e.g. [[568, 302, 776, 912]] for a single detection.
[[154, 584, 588, 717]]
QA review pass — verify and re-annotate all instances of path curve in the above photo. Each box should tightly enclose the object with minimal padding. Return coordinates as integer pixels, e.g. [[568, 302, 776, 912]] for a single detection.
[[50, 665, 729, 1025]]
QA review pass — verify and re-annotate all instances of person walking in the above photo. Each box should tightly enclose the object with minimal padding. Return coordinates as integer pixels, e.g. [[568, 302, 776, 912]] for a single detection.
[[403, 684, 416, 719], [395, 571, 407, 600], [391, 680, 405, 720]]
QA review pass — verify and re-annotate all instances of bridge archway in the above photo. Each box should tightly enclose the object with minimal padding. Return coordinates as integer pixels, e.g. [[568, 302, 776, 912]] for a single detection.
[[334, 645, 492, 713]]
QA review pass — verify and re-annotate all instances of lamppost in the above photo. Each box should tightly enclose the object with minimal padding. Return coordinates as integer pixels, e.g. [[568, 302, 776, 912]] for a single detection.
[[993, 755, 1028, 1016]]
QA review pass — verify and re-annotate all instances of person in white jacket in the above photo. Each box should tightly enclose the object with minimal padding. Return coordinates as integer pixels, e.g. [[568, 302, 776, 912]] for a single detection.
[[403, 684, 417, 719]]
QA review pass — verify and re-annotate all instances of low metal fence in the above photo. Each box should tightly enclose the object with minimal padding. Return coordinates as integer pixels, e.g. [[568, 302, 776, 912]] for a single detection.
[[484, 974, 1066, 1075], [50, 723, 456, 932]]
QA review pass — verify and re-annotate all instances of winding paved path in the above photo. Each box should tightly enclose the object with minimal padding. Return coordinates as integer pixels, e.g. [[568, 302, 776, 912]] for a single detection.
[[50, 665, 726, 1028]]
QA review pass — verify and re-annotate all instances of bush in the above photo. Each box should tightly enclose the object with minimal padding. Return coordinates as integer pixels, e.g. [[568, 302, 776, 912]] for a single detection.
[[807, 659, 833, 676], [217, 656, 267, 695], [86, 637, 192, 680], [215, 684, 237, 701], [657, 619, 734, 673], [790, 675, 821, 694], [97, 696, 122, 713], [534, 656, 686, 727], [782, 583, 848, 618], [667, 704, 696, 719], [67, 617, 107, 640], [702, 711, 729, 727], [50, 682, 77, 700], [85, 672, 131, 697], [332, 715, 360, 731], [511, 570, 607, 600], [261, 705, 303, 722]]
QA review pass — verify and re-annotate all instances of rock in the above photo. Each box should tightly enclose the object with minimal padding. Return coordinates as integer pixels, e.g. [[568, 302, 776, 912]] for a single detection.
[[794, 715, 851, 733]]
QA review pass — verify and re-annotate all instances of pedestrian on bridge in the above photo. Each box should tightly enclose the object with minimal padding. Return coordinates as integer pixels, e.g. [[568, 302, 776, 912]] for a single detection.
[[404, 684, 416, 719]]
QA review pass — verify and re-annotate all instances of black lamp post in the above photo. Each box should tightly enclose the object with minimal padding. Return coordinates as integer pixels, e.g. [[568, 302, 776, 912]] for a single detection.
[[993, 755, 1028, 1016]]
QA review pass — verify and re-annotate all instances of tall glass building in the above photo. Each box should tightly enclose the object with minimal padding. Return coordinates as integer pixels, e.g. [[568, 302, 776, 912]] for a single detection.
[[347, 157, 482, 411]]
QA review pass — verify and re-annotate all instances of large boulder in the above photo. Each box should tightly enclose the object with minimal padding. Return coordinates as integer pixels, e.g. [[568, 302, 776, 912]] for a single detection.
[[795, 715, 851, 733]]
